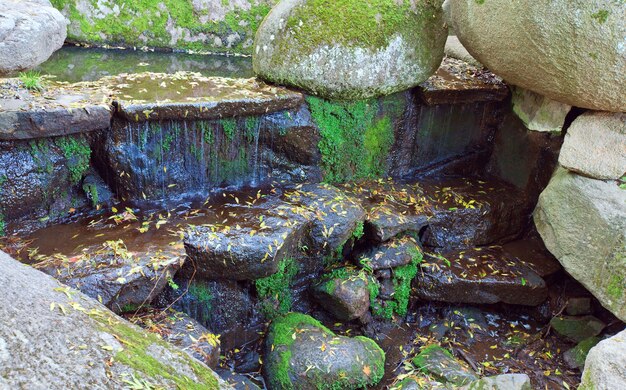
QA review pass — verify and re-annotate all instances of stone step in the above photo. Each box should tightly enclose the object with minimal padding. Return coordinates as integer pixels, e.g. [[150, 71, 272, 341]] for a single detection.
[[414, 245, 548, 306]]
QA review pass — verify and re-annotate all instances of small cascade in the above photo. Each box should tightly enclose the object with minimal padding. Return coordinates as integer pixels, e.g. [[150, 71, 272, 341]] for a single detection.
[[111, 115, 266, 200]]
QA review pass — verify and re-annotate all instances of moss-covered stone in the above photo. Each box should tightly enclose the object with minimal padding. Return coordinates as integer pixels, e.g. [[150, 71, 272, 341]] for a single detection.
[[264, 312, 385, 389], [253, 0, 446, 100], [412, 344, 477, 386], [49, 0, 276, 54]]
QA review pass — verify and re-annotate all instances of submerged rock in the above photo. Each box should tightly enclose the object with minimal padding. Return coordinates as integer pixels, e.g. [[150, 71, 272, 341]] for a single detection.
[[412, 344, 477, 386], [550, 316, 605, 343], [579, 329, 626, 389], [264, 313, 385, 389], [511, 87, 571, 133], [253, 0, 447, 100], [563, 337, 601, 370], [0, 0, 67, 75], [312, 268, 370, 321], [0, 251, 223, 389], [449, 0, 626, 112], [457, 374, 532, 390], [559, 112, 626, 180], [534, 168, 626, 322], [414, 247, 548, 306]]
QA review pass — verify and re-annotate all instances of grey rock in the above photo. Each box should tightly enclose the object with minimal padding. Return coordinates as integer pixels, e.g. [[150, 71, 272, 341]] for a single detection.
[[550, 315, 605, 343], [566, 297, 593, 316], [253, 0, 447, 100], [563, 337, 601, 370], [580, 329, 626, 390], [357, 236, 421, 271], [0, 251, 224, 389], [450, 0, 626, 112], [534, 168, 626, 321], [559, 111, 626, 180], [445, 36, 481, 67], [511, 87, 571, 133], [0, 0, 67, 75]]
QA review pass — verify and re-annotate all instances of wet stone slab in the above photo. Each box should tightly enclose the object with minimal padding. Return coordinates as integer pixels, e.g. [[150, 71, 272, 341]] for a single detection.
[[414, 246, 548, 306], [109, 72, 304, 122], [418, 57, 509, 105], [0, 78, 112, 140]]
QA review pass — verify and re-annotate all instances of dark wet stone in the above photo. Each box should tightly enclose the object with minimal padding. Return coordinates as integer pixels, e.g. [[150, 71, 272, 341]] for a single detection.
[[260, 105, 321, 166], [264, 313, 385, 389], [378, 278, 396, 300], [217, 370, 263, 390], [82, 169, 115, 207], [32, 241, 184, 313], [111, 73, 303, 122], [500, 234, 562, 278], [357, 237, 421, 271], [550, 316, 605, 343], [283, 183, 366, 256], [414, 247, 548, 306], [183, 198, 311, 281], [457, 374, 532, 390], [418, 57, 509, 105], [412, 344, 478, 386], [563, 337, 601, 370], [0, 79, 112, 140], [312, 269, 370, 321], [565, 297, 593, 316]]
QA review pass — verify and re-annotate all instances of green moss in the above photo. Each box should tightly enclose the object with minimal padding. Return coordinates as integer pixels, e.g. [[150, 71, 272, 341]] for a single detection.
[[352, 221, 365, 240], [50, 0, 273, 54], [55, 136, 92, 185], [607, 274, 624, 300], [0, 213, 5, 237], [568, 337, 600, 368], [83, 183, 99, 207], [188, 282, 213, 308], [221, 118, 237, 141], [591, 9, 610, 23], [371, 246, 422, 319], [266, 313, 333, 390], [256, 257, 298, 319], [282, 0, 439, 54], [307, 96, 396, 183], [412, 344, 454, 370], [474, 0, 485, 4], [88, 311, 219, 389]]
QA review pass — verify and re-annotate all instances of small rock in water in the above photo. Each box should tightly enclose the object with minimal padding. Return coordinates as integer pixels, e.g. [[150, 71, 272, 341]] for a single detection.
[[550, 315, 605, 343], [457, 374, 532, 390], [565, 297, 593, 316], [563, 336, 601, 370], [357, 236, 421, 271], [412, 344, 478, 386], [264, 313, 385, 389]]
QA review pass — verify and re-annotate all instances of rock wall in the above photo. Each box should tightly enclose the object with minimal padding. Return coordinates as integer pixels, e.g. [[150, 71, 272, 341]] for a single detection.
[[50, 0, 277, 54]]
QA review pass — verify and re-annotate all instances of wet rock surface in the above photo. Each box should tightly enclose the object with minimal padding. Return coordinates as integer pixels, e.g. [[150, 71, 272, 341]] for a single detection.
[[264, 313, 385, 389], [415, 246, 548, 306], [357, 237, 421, 271], [312, 269, 371, 321], [550, 316, 605, 343], [458, 374, 532, 390], [0, 251, 223, 389]]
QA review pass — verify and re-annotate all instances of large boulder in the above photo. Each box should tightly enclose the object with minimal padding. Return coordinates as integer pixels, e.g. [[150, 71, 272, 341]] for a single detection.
[[264, 313, 385, 389], [253, 0, 447, 100], [559, 112, 626, 180], [534, 168, 626, 321], [0, 0, 67, 75], [449, 0, 626, 112], [511, 87, 572, 133], [579, 329, 626, 390], [0, 251, 223, 389]]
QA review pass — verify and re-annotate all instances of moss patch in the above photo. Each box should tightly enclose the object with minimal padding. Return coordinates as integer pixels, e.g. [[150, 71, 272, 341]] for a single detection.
[[307, 96, 396, 183], [55, 135, 92, 185], [606, 273, 624, 300], [255, 257, 299, 319]]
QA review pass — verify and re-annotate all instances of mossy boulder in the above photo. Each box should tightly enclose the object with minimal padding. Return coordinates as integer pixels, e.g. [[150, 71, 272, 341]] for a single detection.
[[264, 313, 385, 389], [312, 268, 371, 321], [449, 0, 626, 112], [412, 344, 477, 386], [550, 316, 605, 343], [253, 0, 447, 100], [579, 330, 626, 389]]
